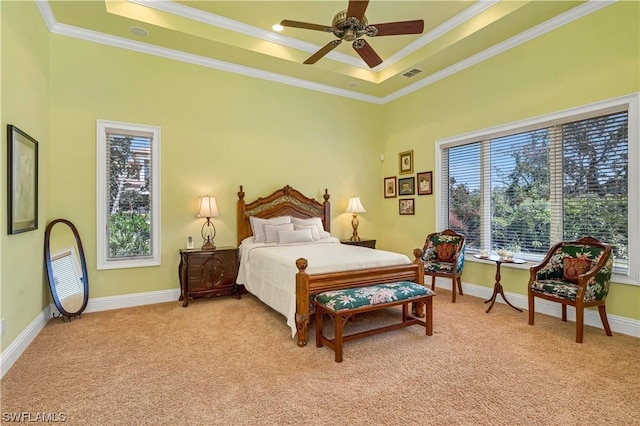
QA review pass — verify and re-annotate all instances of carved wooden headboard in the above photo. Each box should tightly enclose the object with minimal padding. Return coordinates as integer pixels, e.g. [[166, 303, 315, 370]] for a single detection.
[[237, 185, 331, 245]]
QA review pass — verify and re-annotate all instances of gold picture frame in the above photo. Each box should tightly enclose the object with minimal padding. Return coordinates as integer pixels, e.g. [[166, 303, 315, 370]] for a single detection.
[[399, 150, 413, 175]]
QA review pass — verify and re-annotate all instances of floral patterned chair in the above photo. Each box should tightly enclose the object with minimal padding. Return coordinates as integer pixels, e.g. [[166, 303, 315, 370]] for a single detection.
[[422, 229, 465, 302], [528, 236, 613, 343]]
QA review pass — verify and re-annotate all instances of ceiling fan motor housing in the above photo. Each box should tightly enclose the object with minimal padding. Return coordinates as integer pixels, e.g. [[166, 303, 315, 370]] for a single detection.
[[331, 10, 369, 41]]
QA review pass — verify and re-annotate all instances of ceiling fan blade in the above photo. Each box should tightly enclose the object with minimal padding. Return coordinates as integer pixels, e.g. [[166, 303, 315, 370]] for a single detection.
[[346, 0, 369, 21], [280, 20, 330, 32], [370, 20, 425, 36], [352, 39, 382, 68], [304, 40, 342, 64]]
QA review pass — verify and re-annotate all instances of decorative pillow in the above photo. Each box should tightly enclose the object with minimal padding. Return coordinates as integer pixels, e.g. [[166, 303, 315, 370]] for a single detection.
[[563, 257, 592, 283], [264, 223, 294, 243], [278, 229, 314, 244], [293, 223, 320, 240], [435, 243, 456, 262], [291, 217, 326, 239], [250, 216, 291, 243]]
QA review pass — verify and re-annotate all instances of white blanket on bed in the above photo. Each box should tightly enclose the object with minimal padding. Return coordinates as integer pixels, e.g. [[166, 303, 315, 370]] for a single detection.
[[236, 237, 412, 337]]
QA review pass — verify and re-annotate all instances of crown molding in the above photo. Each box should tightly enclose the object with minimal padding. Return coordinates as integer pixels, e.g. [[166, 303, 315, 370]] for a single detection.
[[129, 0, 368, 69], [383, 0, 616, 104], [36, 0, 614, 105]]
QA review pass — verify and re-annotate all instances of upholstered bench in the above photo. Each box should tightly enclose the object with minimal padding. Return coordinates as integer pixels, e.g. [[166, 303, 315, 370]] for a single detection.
[[314, 281, 435, 362]]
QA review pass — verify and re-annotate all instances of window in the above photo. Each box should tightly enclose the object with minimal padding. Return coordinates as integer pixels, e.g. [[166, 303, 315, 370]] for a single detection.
[[96, 120, 161, 269], [437, 94, 638, 283]]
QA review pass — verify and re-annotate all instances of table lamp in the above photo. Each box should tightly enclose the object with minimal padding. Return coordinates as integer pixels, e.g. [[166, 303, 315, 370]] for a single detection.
[[345, 197, 366, 241], [197, 195, 220, 250]]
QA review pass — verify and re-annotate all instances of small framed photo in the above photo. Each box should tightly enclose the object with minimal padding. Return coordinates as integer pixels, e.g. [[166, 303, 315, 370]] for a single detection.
[[384, 176, 397, 198], [398, 177, 415, 195], [7, 125, 39, 234], [399, 150, 413, 175], [417, 171, 433, 195], [399, 198, 415, 215]]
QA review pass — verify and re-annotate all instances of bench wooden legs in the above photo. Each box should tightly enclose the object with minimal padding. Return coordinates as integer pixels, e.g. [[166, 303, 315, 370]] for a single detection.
[[315, 296, 433, 363]]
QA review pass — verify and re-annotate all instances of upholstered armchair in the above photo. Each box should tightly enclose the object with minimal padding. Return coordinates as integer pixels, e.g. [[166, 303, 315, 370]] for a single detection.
[[422, 229, 465, 302], [528, 236, 613, 343]]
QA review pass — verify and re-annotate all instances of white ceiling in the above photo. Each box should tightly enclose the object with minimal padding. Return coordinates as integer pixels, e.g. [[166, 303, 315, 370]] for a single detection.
[[38, 1, 611, 103]]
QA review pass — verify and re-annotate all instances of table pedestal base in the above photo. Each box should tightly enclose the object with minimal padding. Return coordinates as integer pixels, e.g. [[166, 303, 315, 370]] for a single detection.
[[484, 282, 523, 313]]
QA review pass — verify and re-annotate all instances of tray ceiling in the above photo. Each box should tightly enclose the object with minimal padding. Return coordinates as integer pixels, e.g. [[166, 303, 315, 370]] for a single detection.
[[39, 1, 608, 103]]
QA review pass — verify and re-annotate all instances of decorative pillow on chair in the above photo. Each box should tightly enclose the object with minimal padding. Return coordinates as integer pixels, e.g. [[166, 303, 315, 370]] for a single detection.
[[435, 243, 456, 262], [563, 257, 592, 283]]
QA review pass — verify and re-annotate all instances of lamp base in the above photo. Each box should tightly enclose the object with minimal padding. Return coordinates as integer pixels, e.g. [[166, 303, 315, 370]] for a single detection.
[[350, 213, 361, 241], [201, 238, 216, 251]]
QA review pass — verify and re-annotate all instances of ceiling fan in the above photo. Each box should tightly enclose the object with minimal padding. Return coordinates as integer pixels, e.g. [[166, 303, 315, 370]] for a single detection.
[[280, 0, 424, 68]]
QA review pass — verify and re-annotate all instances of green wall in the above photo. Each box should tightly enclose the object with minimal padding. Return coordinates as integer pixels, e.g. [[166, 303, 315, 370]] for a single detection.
[[1, 1, 51, 351], [379, 1, 640, 319], [48, 35, 383, 300], [1, 1, 639, 354]]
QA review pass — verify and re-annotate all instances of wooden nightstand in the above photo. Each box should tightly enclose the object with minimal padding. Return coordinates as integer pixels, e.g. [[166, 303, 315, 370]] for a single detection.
[[178, 247, 240, 307], [340, 238, 377, 249]]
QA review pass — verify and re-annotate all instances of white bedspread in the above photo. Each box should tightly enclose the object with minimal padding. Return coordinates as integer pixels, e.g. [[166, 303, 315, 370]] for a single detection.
[[236, 237, 411, 337]]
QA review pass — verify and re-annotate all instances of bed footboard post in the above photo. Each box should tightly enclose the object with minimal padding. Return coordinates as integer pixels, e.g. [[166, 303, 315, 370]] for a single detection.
[[295, 258, 310, 347]]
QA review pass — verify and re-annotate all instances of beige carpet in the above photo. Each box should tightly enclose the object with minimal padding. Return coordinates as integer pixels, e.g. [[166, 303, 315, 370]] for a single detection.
[[1, 291, 639, 425]]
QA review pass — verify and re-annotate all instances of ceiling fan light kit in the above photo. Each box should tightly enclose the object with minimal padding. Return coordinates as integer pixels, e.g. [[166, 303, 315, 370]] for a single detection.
[[280, 0, 424, 68]]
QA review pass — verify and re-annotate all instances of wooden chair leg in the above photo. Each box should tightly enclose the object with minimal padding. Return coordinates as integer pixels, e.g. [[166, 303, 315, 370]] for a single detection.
[[528, 293, 535, 325], [451, 277, 456, 303], [457, 276, 464, 296], [598, 305, 613, 336], [430, 275, 436, 291], [562, 304, 567, 322], [575, 307, 584, 343]]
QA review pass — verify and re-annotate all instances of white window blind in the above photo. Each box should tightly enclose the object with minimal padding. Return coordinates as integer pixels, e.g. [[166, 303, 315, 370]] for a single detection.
[[97, 120, 161, 270], [440, 101, 632, 277]]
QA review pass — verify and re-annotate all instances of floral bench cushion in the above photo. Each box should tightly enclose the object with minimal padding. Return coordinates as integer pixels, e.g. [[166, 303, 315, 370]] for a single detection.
[[531, 243, 613, 302], [314, 281, 434, 312]]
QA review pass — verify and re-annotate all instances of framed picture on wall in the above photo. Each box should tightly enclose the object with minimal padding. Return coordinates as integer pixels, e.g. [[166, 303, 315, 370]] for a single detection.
[[398, 177, 415, 195], [417, 171, 433, 195], [7, 125, 39, 234], [399, 150, 413, 175], [384, 176, 397, 198], [399, 198, 414, 215]]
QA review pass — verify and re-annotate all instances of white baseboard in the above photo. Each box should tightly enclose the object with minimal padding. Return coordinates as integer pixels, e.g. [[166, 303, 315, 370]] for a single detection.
[[434, 277, 640, 338], [1, 288, 181, 379]]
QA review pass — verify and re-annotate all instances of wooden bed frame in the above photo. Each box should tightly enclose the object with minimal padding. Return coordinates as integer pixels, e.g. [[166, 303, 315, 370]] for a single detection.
[[237, 185, 425, 347]]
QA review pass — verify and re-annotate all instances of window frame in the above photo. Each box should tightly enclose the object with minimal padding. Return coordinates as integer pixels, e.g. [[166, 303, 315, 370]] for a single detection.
[[436, 94, 639, 285], [96, 119, 161, 270]]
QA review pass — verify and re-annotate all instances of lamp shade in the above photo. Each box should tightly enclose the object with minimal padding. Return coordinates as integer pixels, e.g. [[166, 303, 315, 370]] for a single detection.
[[345, 197, 366, 214], [197, 196, 220, 218]]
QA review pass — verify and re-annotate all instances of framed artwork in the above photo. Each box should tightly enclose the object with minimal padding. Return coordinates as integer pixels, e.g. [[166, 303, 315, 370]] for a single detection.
[[384, 176, 397, 198], [399, 198, 415, 215], [417, 171, 433, 195], [398, 177, 415, 196], [7, 125, 39, 234], [399, 150, 413, 175]]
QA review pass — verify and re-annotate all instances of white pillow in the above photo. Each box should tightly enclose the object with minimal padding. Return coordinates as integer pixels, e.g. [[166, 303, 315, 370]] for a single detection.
[[278, 229, 314, 244], [250, 216, 291, 243], [264, 223, 294, 243], [293, 223, 320, 241], [291, 217, 326, 239]]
